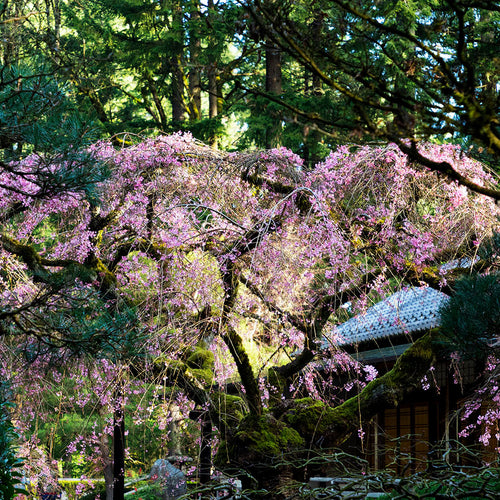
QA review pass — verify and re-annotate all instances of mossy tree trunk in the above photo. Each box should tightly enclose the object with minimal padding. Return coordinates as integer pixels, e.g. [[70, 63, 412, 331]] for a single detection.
[[215, 331, 439, 493]]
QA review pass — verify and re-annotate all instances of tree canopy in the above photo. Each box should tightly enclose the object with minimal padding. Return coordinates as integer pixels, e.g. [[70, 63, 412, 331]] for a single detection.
[[2, 1, 500, 498], [3, 1, 500, 167], [2, 132, 500, 495]]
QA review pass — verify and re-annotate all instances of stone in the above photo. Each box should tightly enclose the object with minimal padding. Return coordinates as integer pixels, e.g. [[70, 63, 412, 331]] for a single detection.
[[149, 459, 187, 500]]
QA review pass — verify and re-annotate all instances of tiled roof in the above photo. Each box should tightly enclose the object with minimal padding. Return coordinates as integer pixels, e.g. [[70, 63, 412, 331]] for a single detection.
[[440, 255, 478, 272], [321, 287, 449, 348]]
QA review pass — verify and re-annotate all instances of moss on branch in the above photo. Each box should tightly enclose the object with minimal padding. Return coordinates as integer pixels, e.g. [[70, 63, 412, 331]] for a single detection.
[[1, 234, 51, 282], [223, 326, 262, 416], [154, 358, 211, 408], [1, 234, 99, 286], [282, 331, 437, 447], [220, 331, 438, 473], [215, 412, 304, 467], [210, 393, 247, 434]]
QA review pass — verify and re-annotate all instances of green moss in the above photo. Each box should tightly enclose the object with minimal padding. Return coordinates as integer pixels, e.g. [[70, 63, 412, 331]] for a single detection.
[[182, 345, 215, 384], [212, 393, 246, 419], [157, 358, 183, 370], [186, 346, 214, 371], [389, 331, 435, 385], [189, 367, 213, 384], [286, 332, 438, 447], [223, 327, 262, 415], [211, 393, 246, 432], [95, 257, 117, 289], [283, 398, 338, 437], [215, 412, 305, 466], [267, 367, 286, 399], [155, 344, 215, 385], [235, 413, 304, 457]]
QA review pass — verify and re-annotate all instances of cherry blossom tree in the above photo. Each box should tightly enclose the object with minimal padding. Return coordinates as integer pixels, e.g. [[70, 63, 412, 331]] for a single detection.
[[1, 133, 499, 496]]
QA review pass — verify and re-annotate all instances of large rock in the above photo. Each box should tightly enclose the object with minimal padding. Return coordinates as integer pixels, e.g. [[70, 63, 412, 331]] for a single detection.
[[149, 459, 187, 499]]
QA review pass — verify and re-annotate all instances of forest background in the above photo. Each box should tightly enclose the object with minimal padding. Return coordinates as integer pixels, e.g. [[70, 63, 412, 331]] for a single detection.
[[1, 1, 500, 499]]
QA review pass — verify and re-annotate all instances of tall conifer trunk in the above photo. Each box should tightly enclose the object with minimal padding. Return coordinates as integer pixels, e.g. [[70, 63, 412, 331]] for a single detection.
[[188, 0, 202, 121], [302, 13, 323, 168], [393, 10, 416, 136], [1, 0, 22, 66], [208, 0, 222, 147], [171, 0, 186, 124], [265, 41, 282, 148]]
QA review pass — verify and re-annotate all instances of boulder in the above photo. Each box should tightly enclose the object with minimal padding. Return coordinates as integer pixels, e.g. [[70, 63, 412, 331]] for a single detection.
[[149, 459, 187, 500]]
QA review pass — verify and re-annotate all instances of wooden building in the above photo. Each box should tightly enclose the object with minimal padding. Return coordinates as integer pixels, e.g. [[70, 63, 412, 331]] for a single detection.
[[320, 286, 493, 474]]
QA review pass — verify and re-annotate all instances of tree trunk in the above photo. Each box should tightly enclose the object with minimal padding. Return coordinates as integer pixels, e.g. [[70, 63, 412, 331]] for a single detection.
[[99, 427, 114, 500], [265, 41, 282, 148], [265, 44, 282, 95], [147, 77, 167, 129], [113, 388, 125, 500], [393, 10, 416, 136], [302, 14, 323, 167], [208, 66, 219, 121], [1, 0, 22, 66], [264, 0, 283, 149], [45, 0, 61, 52], [188, 0, 202, 121], [207, 0, 222, 147], [219, 331, 438, 489], [53, 0, 61, 50], [171, 1, 186, 124], [171, 58, 186, 124], [223, 327, 262, 416], [208, 64, 220, 148], [84, 87, 110, 124]]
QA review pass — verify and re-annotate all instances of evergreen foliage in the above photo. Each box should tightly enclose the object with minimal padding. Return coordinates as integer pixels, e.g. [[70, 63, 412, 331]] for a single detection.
[[440, 273, 500, 358], [3, 0, 500, 168], [0, 61, 101, 153], [0, 383, 25, 500]]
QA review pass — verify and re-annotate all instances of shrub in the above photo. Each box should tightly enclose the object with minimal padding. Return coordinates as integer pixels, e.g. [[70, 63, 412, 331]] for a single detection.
[[0, 383, 25, 500]]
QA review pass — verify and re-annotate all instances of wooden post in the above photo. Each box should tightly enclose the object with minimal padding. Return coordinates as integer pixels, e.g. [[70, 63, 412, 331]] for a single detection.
[[113, 387, 125, 500]]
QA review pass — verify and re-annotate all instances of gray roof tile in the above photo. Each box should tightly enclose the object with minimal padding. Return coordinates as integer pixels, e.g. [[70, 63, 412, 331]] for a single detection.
[[322, 287, 449, 348]]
